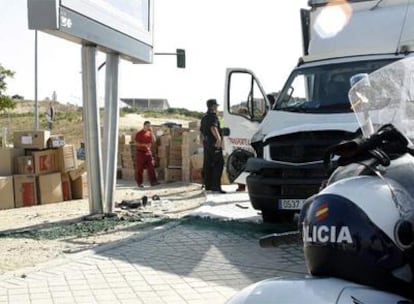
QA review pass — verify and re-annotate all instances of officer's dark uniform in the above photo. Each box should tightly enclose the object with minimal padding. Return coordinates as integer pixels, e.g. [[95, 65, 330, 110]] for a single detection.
[[200, 100, 224, 191]]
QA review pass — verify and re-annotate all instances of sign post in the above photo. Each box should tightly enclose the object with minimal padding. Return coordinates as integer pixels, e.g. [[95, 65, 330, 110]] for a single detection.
[[81, 45, 104, 214], [102, 53, 120, 214], [28, 0, 154, 215]]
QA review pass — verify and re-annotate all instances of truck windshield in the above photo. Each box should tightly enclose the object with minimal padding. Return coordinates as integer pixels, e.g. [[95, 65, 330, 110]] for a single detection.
[[274, 59, 395, 114]]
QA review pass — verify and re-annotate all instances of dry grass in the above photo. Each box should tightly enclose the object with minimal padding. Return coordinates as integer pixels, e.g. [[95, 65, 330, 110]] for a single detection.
[[0, 100, 84, 148], [0, 100, 199, 149]]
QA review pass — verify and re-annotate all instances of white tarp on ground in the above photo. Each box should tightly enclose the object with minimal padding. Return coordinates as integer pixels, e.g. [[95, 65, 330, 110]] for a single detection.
[[190, 185, 262, 223]]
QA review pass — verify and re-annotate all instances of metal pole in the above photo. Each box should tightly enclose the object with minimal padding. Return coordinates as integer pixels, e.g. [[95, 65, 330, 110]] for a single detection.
[[102, 53, 120, 214], [34, 30, 38, 130], [81, 45, 104, 214]]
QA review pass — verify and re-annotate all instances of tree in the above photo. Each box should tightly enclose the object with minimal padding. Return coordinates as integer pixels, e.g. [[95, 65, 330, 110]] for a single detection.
[[0, 64, 16, 113]]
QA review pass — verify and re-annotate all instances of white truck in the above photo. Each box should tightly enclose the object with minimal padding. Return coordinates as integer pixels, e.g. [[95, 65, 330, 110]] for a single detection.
[[223, 0, 414, 222]]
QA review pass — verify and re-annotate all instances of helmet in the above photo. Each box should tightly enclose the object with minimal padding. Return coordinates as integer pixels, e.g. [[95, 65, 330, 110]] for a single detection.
[[301, 174, 414, 299]]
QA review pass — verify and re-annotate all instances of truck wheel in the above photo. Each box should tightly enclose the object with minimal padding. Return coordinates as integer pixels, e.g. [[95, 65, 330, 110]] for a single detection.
[[226, 149, 255, 183], [261, 210, 295, 223]]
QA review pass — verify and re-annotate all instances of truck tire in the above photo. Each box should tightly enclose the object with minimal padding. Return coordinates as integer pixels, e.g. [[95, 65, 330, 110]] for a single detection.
[[226, 149, 255, 183]]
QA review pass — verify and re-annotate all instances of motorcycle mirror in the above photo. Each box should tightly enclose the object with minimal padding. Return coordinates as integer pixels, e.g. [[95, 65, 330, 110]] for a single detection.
[[350, 73, 370, 88]]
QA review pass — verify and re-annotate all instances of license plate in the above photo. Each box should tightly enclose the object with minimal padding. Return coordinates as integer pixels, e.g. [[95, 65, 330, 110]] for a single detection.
[[278, 199, 305, 210]]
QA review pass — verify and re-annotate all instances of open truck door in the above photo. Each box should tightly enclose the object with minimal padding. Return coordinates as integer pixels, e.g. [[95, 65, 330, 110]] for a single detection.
[[222, 68, 270, 184]]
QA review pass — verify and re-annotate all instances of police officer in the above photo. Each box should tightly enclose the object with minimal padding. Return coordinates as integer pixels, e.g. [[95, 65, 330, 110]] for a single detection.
[[200, 99, 226, 193]]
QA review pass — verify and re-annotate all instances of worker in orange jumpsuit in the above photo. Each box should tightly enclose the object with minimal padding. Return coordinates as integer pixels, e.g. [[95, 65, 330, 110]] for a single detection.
[[135, 121, 160, 187]]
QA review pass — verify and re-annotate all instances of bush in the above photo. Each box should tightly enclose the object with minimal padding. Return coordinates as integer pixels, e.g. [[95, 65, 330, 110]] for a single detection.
[[119, 107, 203, 120]]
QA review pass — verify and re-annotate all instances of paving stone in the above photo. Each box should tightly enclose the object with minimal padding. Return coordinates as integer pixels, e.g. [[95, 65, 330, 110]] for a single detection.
[[0, 192, 306, 304]]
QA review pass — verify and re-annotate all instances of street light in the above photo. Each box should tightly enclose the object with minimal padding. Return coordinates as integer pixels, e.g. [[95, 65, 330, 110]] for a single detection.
[[154, 48, 186, 68], [34, 30, 39, 130], [98, 48, 186, 70]]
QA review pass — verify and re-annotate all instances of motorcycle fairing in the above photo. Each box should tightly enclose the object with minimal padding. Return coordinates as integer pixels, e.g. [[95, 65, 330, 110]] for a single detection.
[[226, 276, 409, 304]]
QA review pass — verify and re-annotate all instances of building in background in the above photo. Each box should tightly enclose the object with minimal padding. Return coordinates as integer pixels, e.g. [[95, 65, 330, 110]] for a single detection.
[[121, 98, 169, 111]]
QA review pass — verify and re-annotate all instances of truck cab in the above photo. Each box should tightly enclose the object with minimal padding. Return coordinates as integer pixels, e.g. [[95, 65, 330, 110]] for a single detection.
[[223, 0, 414, 222]]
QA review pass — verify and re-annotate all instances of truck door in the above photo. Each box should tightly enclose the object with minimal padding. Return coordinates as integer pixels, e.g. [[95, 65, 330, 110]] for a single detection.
[[222, 68, 270, 183]]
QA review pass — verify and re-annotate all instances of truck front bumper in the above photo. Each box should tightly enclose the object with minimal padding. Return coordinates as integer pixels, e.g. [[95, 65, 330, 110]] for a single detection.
[[245, 158, 329, 213]]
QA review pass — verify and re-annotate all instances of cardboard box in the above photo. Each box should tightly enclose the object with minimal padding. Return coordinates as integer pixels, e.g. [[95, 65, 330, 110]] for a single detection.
[[182, 131, 201, 155], [47, 134, 65, 148], [0, 176, 14, 210], [190, 154, 204, 169], [57, 145, 77, 172], [15, 156, 34, 174], [38, 172, 63, 204], [32, 149, 59, 174], [158, 158, 168, 169], [119, 134, 132, 145], [68, 161, 86, 180], [168, 159, 182, 168], [170, 128, 187, 137], [121, 168, 135, 180], [170, 136, 182, 145], [14, 175, 37, 207], [71, 172, 88, 199], [188, 121, 200, 130], [13, 130, 50, 150], [0, 148, 24, 175], [159, 135, 171, 146], [191, 168, 203, 184], [157, 146, 169, 158], [61, 173, 72, 201], [165, 168, 182, 182]]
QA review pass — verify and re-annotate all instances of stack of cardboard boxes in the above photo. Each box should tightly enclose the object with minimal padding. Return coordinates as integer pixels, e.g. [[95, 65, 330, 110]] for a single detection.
[[165, 128, 185, 182], [0, 130, 86, 210], [182, 131, 202, 183], [157, 125, 204, 183], [117, 132, 157, 183], [118, 123, 204, 184], [118, 134, 135, 180]]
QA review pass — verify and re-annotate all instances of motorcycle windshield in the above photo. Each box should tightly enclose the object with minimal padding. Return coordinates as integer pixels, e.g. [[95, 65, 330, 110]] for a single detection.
[[349, 56, 414, 247], [348, 56, 414, 144]]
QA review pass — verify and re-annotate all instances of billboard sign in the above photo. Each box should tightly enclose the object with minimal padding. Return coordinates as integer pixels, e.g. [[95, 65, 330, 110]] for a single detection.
[[28, 0, 153, 63]]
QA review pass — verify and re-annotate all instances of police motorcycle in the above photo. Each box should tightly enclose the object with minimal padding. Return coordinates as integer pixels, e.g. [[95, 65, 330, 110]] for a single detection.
[[226, 56, 414, 303]]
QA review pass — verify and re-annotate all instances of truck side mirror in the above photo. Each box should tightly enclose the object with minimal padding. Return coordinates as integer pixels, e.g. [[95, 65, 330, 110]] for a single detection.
[[266, 93, 276, 108], [177, 49, 186, 68]]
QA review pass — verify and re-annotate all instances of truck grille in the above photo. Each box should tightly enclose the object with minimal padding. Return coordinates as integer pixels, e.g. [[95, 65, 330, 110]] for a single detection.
[[267, 130, 355, 163], [281, 185, 319, 196]]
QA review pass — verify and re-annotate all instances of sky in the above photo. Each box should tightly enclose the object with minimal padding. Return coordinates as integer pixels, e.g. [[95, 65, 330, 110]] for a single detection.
[[0, 0, 309, 112]]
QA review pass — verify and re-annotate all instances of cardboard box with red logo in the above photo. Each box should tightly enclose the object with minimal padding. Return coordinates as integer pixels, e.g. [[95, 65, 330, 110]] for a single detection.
[[61, 173, 72, 201], [14, 175, 37, 207], [191, 168, 203, 184], [15, 156, 34, 174], [32, 149, 59, 174]]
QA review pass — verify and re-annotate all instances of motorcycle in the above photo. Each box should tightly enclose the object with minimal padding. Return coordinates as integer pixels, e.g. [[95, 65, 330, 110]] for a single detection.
[[226, 56, 414, 303]]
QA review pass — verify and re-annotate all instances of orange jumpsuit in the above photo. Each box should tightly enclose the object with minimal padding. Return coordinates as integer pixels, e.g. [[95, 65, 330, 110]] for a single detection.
[[135, 129, 157, 186]]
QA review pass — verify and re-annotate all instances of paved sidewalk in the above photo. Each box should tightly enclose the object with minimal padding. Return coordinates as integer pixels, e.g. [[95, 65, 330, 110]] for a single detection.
[[0, 187, 306, 304]]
